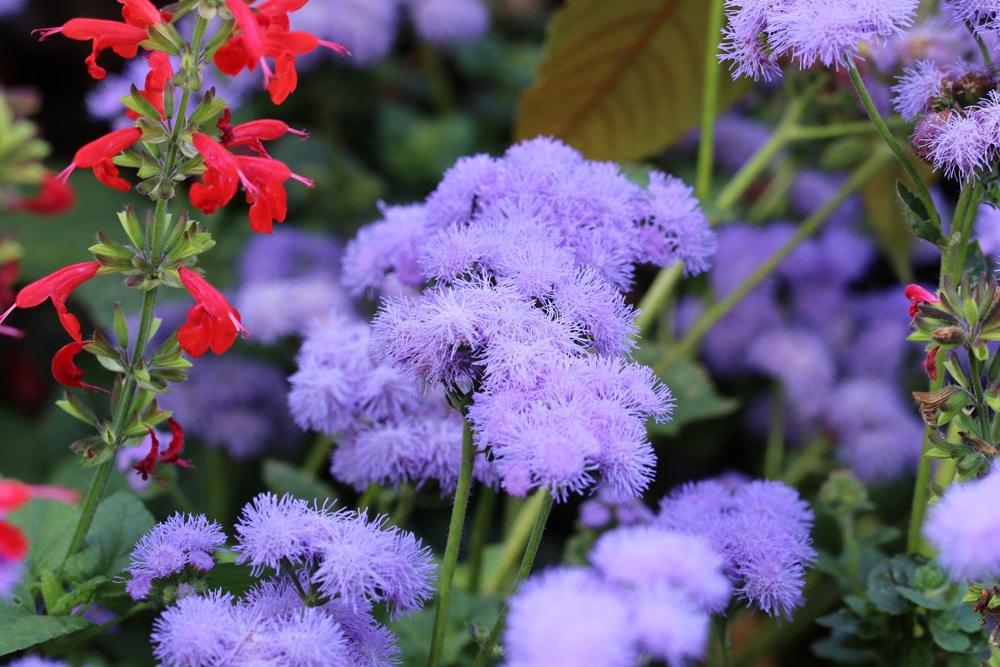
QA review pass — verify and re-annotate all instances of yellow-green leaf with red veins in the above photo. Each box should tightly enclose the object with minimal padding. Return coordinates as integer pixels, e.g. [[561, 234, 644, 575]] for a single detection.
[[515, 0, 750, 161]]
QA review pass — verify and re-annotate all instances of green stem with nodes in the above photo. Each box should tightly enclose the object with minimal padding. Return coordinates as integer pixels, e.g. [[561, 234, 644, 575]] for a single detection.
[[695, 0, 726, 201], [845, 59, 941, 231], [428, 404, 477, 667], [663, 147, 893, 367], [907, 357, 945, 555], [59, 17, 209, 573], [473, 489, 554, 667]]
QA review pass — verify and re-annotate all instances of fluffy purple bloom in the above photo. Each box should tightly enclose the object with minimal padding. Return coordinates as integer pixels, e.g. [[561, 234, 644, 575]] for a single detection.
[[656, 477, 816, 618], [124, 513, 226, 601], [943, 0, 1000, 32], [289, 0, 402, 67], [634, 172, 715, 275], [238, 228, 343, 285], [920, 108, 996, 179], [924, 467, 1000, 581], [5, 659, 73, 667], [747, 326, 837, 421], [233, 494, 327, 575], [826, 377, 923, 482], [151, 591, 242, 666], [503, 568, 636, 667], [721, 0, 919, 79], [158, 355, 299, 460], [578, 486, 656, 529], [342, 203, 428, 297], [405, 0, 489, 46], [590, 526, 731, 612], [892, 60, 960, 121], [630, 586, 712, 665]]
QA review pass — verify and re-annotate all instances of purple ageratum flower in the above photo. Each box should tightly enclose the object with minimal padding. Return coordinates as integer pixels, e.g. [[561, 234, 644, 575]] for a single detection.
[[578, 486, 656, 529], [313, 510, 436, 618], [124, 513, 226, 601], [787, 171, 866, 230], [323, 597, 402, 667], [342, 203, 428, 297], [237, 227, 343, 285], [919, 108, 996, 179], [721, 0, 919, 79], [151, 591, 243, 667], [404, 0, 490, 47], [943, 0, 1000, 33], [158, 355, 299, 460], [629, 585, 712, 664], [873, 14, 981, 73], [892, 60, 962, 122], [656, 477, 816, 618], [826, 377, 923, 482], [423, 153, 501, 232], [503, 567, 637, 667], [746, 326, 837, 422], [233, 493, 328, 575], [289, 0, 402, 67], [924, 466, 1000, 581], [634, 172, 715, 276], [710, 222, 796, 297], [590, 526, 731, 612], [234, 276, 353, 345]]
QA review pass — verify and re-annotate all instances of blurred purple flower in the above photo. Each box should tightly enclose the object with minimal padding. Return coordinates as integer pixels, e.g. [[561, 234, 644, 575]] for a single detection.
[[404, 0, 490, 46], [924, 466, 1000, 581]]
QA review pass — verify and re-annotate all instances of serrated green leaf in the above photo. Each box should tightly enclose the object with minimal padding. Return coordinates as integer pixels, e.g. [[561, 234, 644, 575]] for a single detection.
[[515, 0, 749, 160], [80, 490, 155, 579], [897, 181, 946, 247], [0, 597, 91, 655]]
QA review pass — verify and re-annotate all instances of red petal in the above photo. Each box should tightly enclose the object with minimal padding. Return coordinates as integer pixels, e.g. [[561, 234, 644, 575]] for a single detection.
[[0, 480, 32, 512], [0, 522, 28, 561]]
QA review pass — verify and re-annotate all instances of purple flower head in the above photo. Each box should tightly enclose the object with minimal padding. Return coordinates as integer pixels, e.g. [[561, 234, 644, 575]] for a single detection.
[[124, 513, 226, 601], [233, 493, 327, 575], [712, 113, 782, 172], [257, 605, 352, 666], [826, 377, 923, 482], [313, 511, 436, 618], [323, 598, 401, 667], [503, 567, 637, 667], [976, 201, 1000, 256], [5, 659, 73, 667], [788, 170, 866, 229], [710, 222, 796, 296], [235, 276, 353, 344], [920, 108, 995, 180], [924, 466, 1000, 581], [341, 203, 428, 297], [423, 153, 501, 231], [405, 0, 490, 46], [590, 526, 731, 612], [721, 0, 919, 79], [237, 227, 343, 285], [892, 60, 961, 121], [158, 355, 299, 460], [289, 0, 402, 67], [656, 478, 736, 536], [746, 326, 836, 421], [630, 585, 712, 665], [634, 172, 715, 275], [873, 15, 980, 73], [151, 590, 242, 667], [0, 557, 23, 600], [578, 486, 656, 529], [943, 0, 1000, 32]]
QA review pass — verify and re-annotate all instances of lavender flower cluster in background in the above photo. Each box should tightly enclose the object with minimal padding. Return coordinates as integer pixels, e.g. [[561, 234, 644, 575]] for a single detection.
[[132, 493, 435, 667]]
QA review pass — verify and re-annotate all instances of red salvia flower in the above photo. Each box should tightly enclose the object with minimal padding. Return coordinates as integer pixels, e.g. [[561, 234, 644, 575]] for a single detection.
[[217, 108, 308, 157], [922, 346, 940, 381], [9, 173, 76, 216], [213, 0, 347, 104], [135, 418, 192, 485], [177, 267, 248, 357], [0, 479, 78, 562], [52, 340, 110, 393], [904, 283, 938, 319], [33, 0, 166, 79], [57, 127, 142, 192], [128, 51, 174, 121], [0, 261, 101, 342], [190, 132, 312, 232]]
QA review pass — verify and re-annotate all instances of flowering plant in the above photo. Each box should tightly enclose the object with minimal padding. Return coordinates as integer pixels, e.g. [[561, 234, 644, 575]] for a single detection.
[[6, 0, 1000, 666]]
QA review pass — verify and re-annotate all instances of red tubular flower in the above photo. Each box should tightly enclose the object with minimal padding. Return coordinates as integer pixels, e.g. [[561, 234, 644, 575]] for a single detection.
[[217, 108, 308, 157], [52, 341, 110, 393], [0, 261, 101, 342], [213, 0, 347, 104], [57, 127, 142, 192], [904, 283, 939, 319], [9, 173, 76, 215], [33, 0, 165, 79], [189, 132, 312, 232], [128, 51, 174, 121], [922, 346, 940, 381], [135, 418, 192, 485], [177, 267, 248, 357]]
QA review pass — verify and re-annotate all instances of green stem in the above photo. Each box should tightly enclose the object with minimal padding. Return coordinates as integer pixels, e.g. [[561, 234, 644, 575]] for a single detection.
[[48, 603, 150, 656], [907, 351, 945, 555], [695, 0, 725, 202], [712, 614, 732, 667], [482, 487, 546, 595], [786, 119, 904, 141], [473, 490, 554, 667], [839, 512, 861, 593], [664, 147, 892, 367], [301, 433, 333, 477], [635, 263, 683, 337], [845, 58, 940, 230], [467, 486, 497, 594], [942, 182, 979, 284], [428, 414, 477, 667], [762, 384, 785, 480]]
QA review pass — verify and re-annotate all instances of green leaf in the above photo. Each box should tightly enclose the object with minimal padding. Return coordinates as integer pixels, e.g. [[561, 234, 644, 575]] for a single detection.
[[515, 0, 750, 160], [262, 459, 338, 505], [866, 557, 916, 615], [646, 357, 737, 435], [897, 181, 946, 247], [7, 499, 81, 577], [63, 491, 155, 586], [0, 595, 91, 655], [861, 161, 915, 282]]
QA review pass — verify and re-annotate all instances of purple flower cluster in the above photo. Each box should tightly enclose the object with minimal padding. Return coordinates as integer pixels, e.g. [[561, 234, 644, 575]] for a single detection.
[[923, 466, 1000, 582], [333, 137, 709, 500], [288, 311, 496, 492], [149, 493, 435, 666], [657, 477, 817, 618], [288, 0, 489, 68], [124, 513, 226, 601], [719, 0, 919, 80], [503, 524, 730, 666]]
